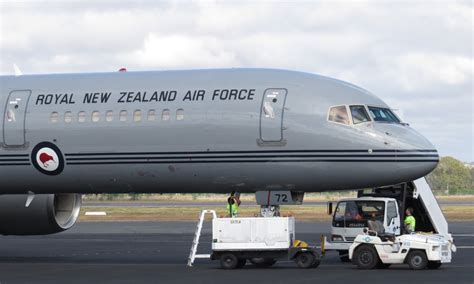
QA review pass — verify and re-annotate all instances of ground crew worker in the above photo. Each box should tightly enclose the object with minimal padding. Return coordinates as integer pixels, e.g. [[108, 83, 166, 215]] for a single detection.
[[404, 207, 416, 233], [226, 191, 241, 217]]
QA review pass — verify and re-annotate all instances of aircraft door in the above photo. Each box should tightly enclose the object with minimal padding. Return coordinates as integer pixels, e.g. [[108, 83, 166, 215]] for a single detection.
[[3, 90, 32, 146], [259, 89, 287, 142]]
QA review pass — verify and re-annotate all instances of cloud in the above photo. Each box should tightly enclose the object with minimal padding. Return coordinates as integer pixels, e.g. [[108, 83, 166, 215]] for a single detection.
[[392, 53, 472, 90], [131, 33, 237, 68]]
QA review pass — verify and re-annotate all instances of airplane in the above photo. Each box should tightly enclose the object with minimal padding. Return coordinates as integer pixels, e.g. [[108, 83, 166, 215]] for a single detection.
[[0, 68, 438, 235]]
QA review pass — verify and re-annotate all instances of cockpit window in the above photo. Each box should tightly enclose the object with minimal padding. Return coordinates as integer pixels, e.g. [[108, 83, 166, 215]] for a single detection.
[[328, 106, 350, 125], [367, 107, 400, 123], [350, 105, 370, 124]]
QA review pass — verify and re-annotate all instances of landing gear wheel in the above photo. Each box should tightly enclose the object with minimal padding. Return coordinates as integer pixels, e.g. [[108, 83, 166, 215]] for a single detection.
[[407, 250, 428, 270], [427, 261, 442, 269], [236, 258, 246, 269], [249, 258, 276, 267], [220, 253, 239, 269], [295, 252, 316, 269], [353, 245, 379, 269], [338, 250, 350, 262]]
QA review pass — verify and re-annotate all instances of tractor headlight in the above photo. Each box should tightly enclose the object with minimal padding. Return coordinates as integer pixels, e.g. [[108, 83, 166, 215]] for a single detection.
[[331, 235, 344, 242]]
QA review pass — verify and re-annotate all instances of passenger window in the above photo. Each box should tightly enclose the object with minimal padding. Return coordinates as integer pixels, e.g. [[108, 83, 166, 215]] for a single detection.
[[134, 110, 142, 122], [78, 111, 86, 123], [106, 111, 114, 122], [147, 110, 156, 121], [92, 111, 100, 122], [176, 109, 184, 121], [328, 106, 350, 125], [6, 109, 16, 122], [263, 102, 275, 118], [50, 112, 59, 123], [162, 109, 170, 121], [119, 110, 127, 122], [64, 111, 72, 123], [350, 105, 370, 124]]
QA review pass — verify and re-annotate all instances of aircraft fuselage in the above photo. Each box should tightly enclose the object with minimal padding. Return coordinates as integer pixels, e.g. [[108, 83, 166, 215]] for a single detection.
[[0, 69, 438, 194]]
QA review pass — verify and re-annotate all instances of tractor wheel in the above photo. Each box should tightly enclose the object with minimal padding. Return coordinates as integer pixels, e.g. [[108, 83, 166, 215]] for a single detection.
[[407, 250, 428, 270], [311, 251, 321, 268], [353, 245, 379, 269], [295, 252, 315, 269]]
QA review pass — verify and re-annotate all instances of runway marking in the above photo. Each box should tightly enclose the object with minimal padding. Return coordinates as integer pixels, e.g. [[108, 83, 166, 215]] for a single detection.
[[453, 234, 474, 237], [84, 211, 107, 216]]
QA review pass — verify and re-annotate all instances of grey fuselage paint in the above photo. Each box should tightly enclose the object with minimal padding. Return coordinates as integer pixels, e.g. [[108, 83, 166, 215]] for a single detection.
[[0, 69, 438, 194]]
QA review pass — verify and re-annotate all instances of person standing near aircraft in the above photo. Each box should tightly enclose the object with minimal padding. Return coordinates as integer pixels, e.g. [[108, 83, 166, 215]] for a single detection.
[[226, 191, 241, 217], [404, 207, 416, 233]]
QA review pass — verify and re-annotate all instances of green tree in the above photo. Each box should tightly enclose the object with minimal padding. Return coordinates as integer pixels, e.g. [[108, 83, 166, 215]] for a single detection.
[[426, 157, 472, 194], [470, 167, 474, 189]]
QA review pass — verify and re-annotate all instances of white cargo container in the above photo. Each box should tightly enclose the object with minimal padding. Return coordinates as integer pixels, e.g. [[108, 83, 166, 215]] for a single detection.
[[188, 210, 320, 269], [212, 217, 295, 251]]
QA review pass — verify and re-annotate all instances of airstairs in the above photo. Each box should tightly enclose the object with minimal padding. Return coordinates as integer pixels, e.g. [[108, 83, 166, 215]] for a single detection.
[[187, 210, 216, 267], [358, 177, 451, 238]]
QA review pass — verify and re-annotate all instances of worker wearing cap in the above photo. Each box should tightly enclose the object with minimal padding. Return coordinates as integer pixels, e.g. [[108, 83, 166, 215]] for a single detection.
[[226, 192, 241, 217], [404, 207, 416, 233]]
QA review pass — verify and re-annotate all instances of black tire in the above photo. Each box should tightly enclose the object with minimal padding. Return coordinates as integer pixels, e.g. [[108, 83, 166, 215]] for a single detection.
[[295, 252, 315, 269], [310, 251, 321, 268], [338, 250, 350, 262], [427, 261, 442, 269], [249, 258, 276, 267], [311, 258, 321, 268], [352, 245, 379, 269], [236, 258, 246, 269], [220, 253, 239, 270], [407, 250, 428, 270]]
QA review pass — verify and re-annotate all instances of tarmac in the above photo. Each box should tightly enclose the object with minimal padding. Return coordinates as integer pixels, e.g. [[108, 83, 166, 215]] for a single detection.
[[0, 221, 473, 284]]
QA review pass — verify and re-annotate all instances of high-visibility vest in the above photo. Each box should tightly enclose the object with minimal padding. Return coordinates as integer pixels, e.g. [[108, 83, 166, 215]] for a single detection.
[[226, 202, 238, 217], [404, 215, 416, 232]]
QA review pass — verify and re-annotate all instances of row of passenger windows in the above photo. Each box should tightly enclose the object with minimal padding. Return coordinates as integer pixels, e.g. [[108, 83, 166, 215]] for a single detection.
[[328, 105, 401, 125], [50, 109, 185, 123]]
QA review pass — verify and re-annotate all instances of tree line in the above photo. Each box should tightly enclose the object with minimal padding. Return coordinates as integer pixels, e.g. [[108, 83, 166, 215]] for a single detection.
[[426, 156, 474, 195]]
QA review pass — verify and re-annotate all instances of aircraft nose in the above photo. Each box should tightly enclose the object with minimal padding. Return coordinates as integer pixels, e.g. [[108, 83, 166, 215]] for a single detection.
[[372, 123, 437, 151], [370, 123, 439, 179], [386, 126, 439, 178]]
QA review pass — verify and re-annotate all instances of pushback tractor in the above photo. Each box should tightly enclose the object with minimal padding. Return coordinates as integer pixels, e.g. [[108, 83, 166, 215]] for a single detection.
[[349, 223, 453, 270]]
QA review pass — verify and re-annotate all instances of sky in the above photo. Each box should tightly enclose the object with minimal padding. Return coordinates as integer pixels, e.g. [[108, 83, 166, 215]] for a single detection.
[[0, 0, 472, 162]]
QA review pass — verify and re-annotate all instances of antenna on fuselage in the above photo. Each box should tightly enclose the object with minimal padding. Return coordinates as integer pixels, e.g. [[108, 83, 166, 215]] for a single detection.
[[13, 64, 23, 76]]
